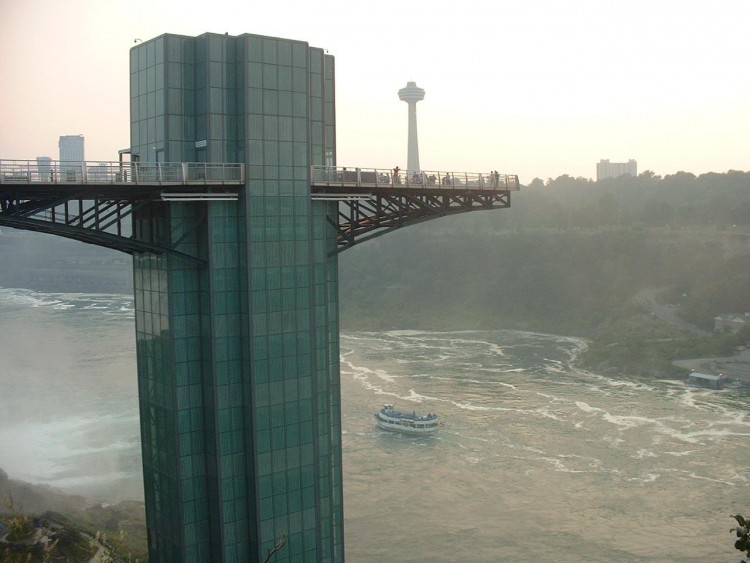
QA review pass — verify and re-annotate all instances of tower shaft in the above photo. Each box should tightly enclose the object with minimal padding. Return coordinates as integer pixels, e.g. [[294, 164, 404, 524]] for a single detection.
[[406, 102, 420, 174]]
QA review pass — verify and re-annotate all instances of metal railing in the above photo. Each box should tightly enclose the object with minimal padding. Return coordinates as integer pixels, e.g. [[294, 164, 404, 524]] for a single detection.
[[311, 166, 520, 191], [0, 160, 245, 185]]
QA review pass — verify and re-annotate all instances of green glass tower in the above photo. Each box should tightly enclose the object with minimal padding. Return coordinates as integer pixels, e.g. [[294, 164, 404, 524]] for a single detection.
[[129, 32, 342, 562]]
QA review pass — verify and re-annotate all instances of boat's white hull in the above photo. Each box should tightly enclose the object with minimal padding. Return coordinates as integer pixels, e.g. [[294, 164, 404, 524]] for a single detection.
[[375, 416, 439, 435]]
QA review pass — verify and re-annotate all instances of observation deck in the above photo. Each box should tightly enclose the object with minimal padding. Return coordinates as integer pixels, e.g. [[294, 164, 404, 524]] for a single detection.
[[0, 159, 244, 194], [0, 160, 519, 260], [0, 160, 244, 261]]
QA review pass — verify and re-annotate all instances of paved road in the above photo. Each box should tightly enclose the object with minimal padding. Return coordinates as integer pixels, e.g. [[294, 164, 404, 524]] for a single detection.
[[634, 288, 750, 384], [634, 288, 711, 337]]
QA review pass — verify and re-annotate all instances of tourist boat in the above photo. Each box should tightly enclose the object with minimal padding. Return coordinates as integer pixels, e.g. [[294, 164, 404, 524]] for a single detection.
[[374, 404, 439, 435], [686, 371, 724, 390]]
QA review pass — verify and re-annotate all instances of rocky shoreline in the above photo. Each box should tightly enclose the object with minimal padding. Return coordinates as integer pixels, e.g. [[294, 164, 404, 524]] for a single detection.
[[0, 468, 147, 560]]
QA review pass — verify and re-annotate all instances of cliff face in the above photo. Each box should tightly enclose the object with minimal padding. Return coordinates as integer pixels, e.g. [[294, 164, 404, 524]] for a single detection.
[[339, 223, 750, 336], [5, 226, 746, 336], [0, 468, 147, 559], [0, 233, 133, 294]]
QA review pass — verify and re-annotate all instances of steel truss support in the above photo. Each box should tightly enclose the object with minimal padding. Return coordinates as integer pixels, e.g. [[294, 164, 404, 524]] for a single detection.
[[2, 177, 515, 259], [329, 189, 511, 250], [0, 186, 231, 265]]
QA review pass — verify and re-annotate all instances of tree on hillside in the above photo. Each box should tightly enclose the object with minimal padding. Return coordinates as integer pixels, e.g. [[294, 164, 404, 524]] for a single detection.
[[731, 514, 750, 562]]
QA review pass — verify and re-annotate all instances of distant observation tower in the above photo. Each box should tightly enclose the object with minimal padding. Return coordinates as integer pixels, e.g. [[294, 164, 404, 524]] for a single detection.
[[398, 81, 425, 174]]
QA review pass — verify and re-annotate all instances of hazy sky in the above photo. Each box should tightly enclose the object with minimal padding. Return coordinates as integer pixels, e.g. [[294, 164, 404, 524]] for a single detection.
[[1, 0, 748, 182]]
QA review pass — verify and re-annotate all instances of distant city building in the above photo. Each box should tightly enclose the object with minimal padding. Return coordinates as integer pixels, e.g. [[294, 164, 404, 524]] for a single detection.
[[36, 156, 52, 181], [88, 162, 112, 182], [596, 159, 637, 181], [714, 313, 750, 333], [59, 135, 85, 181], [58, 134, 85, 162]]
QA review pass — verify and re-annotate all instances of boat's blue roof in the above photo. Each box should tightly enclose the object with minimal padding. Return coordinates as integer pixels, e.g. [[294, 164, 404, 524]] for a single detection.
[[377, 406, 437, 421]]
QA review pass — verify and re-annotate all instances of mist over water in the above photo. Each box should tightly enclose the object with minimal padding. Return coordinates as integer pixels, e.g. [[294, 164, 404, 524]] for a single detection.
[[0, 289, 747, 561], [0, 289, 141, 502]]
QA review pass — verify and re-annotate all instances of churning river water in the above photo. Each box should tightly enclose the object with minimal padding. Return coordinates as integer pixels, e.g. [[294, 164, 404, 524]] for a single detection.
[[0, 288, 748, 561]]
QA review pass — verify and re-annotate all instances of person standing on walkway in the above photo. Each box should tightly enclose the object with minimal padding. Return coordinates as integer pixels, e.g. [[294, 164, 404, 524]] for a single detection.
[[393, 166, 401, 184]]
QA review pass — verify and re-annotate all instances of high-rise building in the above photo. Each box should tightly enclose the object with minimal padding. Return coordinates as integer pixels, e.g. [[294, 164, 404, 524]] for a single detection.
[[36, 156, 52, 182], [596, 159, 637, 180], [130, 32, 340, 562], [58, 134, 85, 162], [398, 81, 425, 174], [58, 135, 85, 182]]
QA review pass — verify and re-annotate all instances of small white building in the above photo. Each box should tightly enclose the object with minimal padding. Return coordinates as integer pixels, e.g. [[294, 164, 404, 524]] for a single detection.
[[596, 159, 637, 180]]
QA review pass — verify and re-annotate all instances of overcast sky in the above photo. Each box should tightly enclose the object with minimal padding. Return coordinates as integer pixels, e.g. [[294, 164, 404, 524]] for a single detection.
[[1, 0, 748, 182]]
